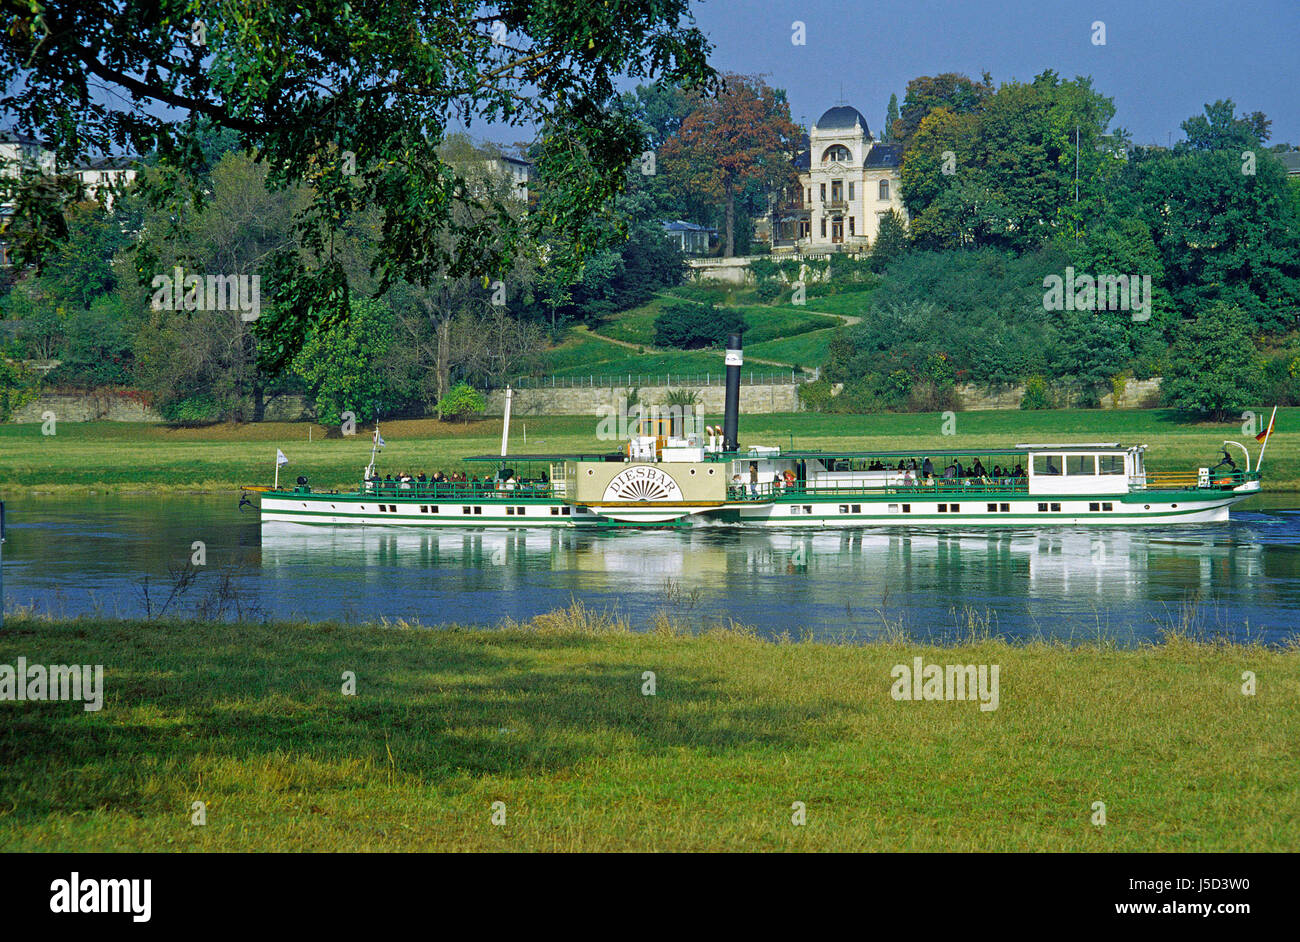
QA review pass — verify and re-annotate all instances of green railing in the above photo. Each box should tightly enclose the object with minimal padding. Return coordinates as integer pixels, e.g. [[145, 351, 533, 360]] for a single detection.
[[727, 479, 1032, 501], [355, 481, 555, 499]]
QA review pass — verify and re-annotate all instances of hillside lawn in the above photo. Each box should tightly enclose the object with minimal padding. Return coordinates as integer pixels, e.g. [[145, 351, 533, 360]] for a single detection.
[[1, 407, 1294, 493], [0, 610, 1295, 851]]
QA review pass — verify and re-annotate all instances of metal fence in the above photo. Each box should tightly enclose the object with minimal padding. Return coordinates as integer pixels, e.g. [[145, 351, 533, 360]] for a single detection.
[[504, 370, 808, 390]]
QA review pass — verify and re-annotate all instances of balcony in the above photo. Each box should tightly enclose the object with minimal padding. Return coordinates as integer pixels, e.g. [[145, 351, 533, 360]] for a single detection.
[[824, 198, 848, 212]]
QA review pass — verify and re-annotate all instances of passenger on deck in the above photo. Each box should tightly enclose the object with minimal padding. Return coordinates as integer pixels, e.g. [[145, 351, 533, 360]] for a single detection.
[[902, 469, 915, 487], [1013, 463, 1025, 479], [921, 457, 934, 479], [971, 458, 986, 478], [943, 462, 958, 480]]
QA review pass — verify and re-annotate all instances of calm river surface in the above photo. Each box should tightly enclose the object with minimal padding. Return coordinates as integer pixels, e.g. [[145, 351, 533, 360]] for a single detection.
[[3, 494, 1299, 645]]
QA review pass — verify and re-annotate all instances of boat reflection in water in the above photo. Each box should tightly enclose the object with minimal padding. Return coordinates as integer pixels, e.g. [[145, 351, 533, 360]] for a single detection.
[[258, 520, 1288, 644]]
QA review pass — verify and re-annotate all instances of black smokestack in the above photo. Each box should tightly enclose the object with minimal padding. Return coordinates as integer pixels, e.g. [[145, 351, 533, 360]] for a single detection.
[[723, 332, 742, 452]]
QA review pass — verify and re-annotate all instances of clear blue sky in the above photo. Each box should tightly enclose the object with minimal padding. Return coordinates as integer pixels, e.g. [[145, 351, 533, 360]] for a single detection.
[[689, 0, 1299, 145]]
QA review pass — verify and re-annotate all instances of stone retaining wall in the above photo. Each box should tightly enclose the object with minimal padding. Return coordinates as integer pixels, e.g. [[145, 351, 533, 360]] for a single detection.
[[484, 383, 799, 416], [9, 391, 315, 423]]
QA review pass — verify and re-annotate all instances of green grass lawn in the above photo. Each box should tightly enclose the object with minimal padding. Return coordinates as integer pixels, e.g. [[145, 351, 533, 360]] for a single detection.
[[1, 610, 1295, 851], [748, 327, 837, 366], [1, 408, 1295, 492], [590, 299, 838, 350]]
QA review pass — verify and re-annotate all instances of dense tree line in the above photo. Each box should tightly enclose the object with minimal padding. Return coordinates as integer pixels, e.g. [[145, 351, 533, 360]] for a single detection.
[[825, 74, 1300, 417]]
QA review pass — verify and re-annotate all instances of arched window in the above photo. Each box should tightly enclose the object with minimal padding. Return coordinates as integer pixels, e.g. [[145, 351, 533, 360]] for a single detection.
[[878, 180, 890, 200], [822, 145, 852, 164]]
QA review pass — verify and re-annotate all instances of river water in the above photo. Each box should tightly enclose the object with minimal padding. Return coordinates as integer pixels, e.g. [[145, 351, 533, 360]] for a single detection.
[[3, 495, 1299, 645]]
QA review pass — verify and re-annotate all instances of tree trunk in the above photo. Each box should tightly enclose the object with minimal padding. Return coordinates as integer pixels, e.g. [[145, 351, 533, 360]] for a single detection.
[[724, 187, 736, 257], [435, 317, 450, 418]]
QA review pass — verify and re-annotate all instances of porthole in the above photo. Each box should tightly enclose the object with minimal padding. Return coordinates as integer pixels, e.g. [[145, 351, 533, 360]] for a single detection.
[[708, 468, 715, 475], [1144, 504, 1150, 510], [1172, 503, 1178, 508], [690, 469, 696, 475], [587, 469, 594, 476]]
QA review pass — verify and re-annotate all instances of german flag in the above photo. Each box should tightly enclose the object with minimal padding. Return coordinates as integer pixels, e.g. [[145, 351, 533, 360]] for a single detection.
[[1256, 411, 1275, 444]]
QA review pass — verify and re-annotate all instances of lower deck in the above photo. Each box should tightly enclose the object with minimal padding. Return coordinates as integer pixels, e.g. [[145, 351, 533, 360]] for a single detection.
[[260, 485, 1248, 528]]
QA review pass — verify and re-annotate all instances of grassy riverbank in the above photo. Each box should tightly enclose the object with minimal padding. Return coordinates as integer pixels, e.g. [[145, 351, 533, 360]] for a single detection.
[[1, 609, 1296, 851], [2, 407, 1296, 493]]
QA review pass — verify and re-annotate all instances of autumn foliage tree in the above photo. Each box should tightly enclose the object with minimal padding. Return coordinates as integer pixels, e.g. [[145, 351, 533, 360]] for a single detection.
[[659, 74, 800, 256]]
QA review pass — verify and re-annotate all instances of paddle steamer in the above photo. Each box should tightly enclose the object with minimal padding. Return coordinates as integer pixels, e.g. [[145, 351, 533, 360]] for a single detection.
[[254, 335, 1266, 529]]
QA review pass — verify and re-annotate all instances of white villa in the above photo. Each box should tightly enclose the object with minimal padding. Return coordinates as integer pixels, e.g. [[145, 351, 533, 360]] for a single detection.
[[770, 105, 907, 253]]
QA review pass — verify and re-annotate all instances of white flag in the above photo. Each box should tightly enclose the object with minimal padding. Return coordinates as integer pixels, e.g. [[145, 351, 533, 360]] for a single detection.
[[276, 449, 289, 467], [374, 429, 386, 449]]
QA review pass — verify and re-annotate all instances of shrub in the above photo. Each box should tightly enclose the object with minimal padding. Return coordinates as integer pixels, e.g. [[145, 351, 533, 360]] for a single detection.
[[653, 302, 747, 349], [1020, 375, 1051, 410], [436, 382, 486, 421], [797, 378, 833, 412], [754, 281, 782, 303], [159, 394, 223, 426]]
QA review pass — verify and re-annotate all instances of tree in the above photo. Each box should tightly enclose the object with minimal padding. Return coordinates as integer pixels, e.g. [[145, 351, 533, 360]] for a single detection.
[[659, 74, 800, 256], [1, 1, 715, 372], [132, 150, 306, 421], [869, 210, 909, 272], [1117, 147, 1300, 332], [892, 72, 993, 150], [901, 72, 1124, 251], [292, 299, 404, 425], [884, 94, 900, 143], [1162, 303, 1262, 420], [1178, 100, 1270, 153]]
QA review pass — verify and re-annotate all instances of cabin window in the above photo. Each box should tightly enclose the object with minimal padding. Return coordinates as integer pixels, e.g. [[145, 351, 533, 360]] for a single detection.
[[950, 504, 959, 512], [1090, 503, 1100, 512], [902, 504, 911, 513], [1000, 503, 1010, 512], [987, 503, 998, 513], [938, 504, 948, 513], [473, 506, 482, 515], [1067, 455, 1096, 475], [852, 505, 861, 513], [888, 504, 899, 514], [420, 506, 428, 513], [463, 506, 472, 514], [803, 505, 812, 514], [1038, 503, 1048, 512], [1098, 455, 1125, 475], [1050, 503, 1061, 512], [551, 507, 560, 515], [506, 507, 514, 515], [1033, 454, 1064, 475], [563, 506, 571, 515], [839, 505, 849, 514], [1103, 502, 1113, 511]]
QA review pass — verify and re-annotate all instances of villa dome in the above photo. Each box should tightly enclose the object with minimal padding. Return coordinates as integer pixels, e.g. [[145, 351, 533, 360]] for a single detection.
[[814, 106, 870, 135]]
